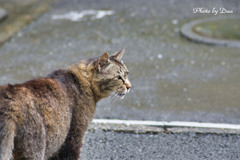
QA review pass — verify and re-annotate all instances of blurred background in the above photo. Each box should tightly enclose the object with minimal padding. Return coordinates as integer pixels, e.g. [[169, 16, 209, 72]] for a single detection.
[[0, 0, 239, 124]]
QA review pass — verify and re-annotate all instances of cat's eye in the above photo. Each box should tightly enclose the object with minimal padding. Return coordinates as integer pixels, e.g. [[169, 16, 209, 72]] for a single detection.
[[116, 76, 122, 80]]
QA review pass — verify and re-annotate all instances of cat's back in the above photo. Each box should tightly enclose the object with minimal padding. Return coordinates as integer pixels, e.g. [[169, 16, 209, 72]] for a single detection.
[[0, 71, 76, 158], [0, 77, 68, 124], [0, 78, 62, 106]]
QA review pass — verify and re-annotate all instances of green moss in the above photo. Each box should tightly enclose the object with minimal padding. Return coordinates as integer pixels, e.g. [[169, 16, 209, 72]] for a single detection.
[[193, 19, 240, 40]]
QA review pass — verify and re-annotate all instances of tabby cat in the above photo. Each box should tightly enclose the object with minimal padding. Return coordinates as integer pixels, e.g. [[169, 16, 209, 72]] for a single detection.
[[0, 49, 131, 160]]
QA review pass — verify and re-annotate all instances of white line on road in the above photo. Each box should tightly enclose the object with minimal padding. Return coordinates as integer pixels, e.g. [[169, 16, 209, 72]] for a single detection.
[[92, 119, 240, 130]]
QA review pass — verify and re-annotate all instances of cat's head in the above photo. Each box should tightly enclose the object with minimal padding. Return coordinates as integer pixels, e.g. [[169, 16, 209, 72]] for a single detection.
[[91, 49, 131, 101]]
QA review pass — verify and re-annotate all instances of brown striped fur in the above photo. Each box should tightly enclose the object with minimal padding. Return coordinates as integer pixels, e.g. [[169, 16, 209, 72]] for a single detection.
[[0, 49, 131, 160]]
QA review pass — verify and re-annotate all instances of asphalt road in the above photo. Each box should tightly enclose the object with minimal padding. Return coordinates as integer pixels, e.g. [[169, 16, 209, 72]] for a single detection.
[[1, 0, 240, 124], [81, 129, 240, 160]]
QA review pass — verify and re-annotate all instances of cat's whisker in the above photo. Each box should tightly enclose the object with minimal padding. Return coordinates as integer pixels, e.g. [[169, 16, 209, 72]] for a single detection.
[[108, 93, 115, 103], [112, 95, 119, 103], [111, 93, 120, 103], [110, 92, 117, 99], [109, 93, 118, 103]]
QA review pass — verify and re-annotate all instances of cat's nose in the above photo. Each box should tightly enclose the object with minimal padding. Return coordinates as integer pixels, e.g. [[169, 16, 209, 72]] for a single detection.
[[125, 80, 131, 92]]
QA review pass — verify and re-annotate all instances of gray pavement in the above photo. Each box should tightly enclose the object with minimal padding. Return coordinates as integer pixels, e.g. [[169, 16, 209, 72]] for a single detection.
[[1, 0, 240, 124], [0, 0, 55, 45], [81, 124, 240, 160]]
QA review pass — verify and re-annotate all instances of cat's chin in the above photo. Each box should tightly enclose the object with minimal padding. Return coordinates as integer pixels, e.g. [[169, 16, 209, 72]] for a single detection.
[[116, 91, 128, 99], [117, 93, 125, 96], [120, 95, 125, 100], [108, 91, 127, 103]]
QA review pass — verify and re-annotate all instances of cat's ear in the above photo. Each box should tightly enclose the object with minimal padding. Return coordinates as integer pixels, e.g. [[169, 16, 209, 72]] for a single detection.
[[112, 48, 125, 60], [97, 52, 110, 72]]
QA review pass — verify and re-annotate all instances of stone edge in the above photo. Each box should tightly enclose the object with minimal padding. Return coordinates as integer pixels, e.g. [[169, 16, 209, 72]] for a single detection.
[[180, 16, 240, 48]]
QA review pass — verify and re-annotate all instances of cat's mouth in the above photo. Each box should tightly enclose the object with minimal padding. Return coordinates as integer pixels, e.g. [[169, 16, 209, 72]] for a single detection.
[[118, 87, 131, 98], [117, 92, 126, 99], [109, 89, 129, 103], [118, 88, 130, 98]]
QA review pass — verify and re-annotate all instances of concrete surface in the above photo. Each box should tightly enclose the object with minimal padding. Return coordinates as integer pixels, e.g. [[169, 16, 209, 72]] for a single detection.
[[0, 0, 240, 124], [0, 0, 55, 45], [81, 123, 240, 160], [181, 16, 240, 47], [92, 119, 240, 130]]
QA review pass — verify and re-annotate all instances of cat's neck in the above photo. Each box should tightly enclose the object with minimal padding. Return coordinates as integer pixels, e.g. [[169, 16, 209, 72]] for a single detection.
[[67, 61, 97, 131], [68, 60, 97, 102]]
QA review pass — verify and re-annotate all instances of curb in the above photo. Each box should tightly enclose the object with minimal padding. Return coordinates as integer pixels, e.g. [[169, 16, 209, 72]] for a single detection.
[[180, 16, 240, 48], [91, 119, 240, 135]]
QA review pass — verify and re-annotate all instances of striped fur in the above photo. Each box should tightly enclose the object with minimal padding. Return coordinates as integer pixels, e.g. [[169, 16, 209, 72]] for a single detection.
[[0, 50, 131, 160]]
